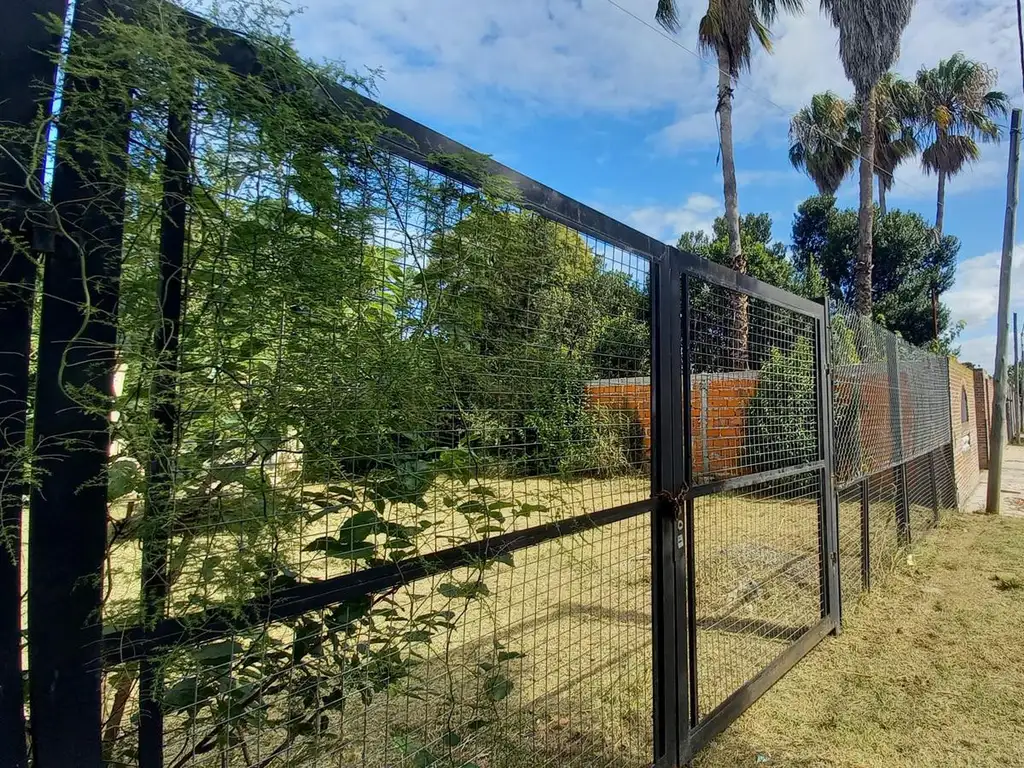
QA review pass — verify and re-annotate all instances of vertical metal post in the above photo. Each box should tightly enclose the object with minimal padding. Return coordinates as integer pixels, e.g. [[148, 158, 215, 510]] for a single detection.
[[929, 450, 940, 524], [886, 336, 910, 545], [814, 298, 840, 630], [680, 273, 698, 734], [0, 3, 65, 765], [138, 104, 192, 768], [650, 250, 687, 767], [27, 2, 128, 764], [860, 478, 871, 591]]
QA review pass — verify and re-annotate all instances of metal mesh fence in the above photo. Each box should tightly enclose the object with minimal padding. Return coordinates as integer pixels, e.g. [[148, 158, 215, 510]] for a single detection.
[[1, 2, 971, 765], [685, 278, 825, 724], [829, 299, 957, 616], [689, 282, 819, 486], [102, 135, 657, 765], [9, 5, 663, 764], [690, 472, 822, 720], [107, 515, 652, 768]]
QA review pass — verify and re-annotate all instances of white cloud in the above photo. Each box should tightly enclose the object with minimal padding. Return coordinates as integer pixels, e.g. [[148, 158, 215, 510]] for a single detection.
[[957, 333, 996, 373], [888, 155, 1007, 202], [945, 244, 1024, 330], [712, 168, 803, 187], [291, 0, 708, 123], [624, 194, 722, 243], [289, 0, 1022, 169]]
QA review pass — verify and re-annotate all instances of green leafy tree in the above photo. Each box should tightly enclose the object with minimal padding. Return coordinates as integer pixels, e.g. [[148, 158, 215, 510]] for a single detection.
[[791, 194, 959, 348], [419, 205, 649, 475]]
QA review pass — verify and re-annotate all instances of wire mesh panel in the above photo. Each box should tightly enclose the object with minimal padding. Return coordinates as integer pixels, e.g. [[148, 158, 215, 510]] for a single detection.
[[829, 298, 957, 619], [684, 276, 826, 725], [836, 482, 864, 612], [8, 1, 973, 763], [865, 469, 901, 586], [688, 281, 819, 486], [15, 3, 662, 765], [690, 472, 823, 719], [106, 516, 652, 768], [830, 303, 898, 486]]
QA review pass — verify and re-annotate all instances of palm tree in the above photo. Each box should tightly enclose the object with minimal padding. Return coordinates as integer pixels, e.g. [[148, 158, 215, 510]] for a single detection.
[[656, 0, 803, 367], [788, 91, 858, 194], [820, 0, 916, 315], [873, 72, 921, 216], [915, 54, 1009, 235], [789, 74, 919, 215]]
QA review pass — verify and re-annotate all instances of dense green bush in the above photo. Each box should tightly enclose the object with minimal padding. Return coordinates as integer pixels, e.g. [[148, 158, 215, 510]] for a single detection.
[[744, 336, 817, 473]]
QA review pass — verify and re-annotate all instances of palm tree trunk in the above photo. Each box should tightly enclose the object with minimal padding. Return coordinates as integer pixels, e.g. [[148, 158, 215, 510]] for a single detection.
[[935, 168, 946, 236], [878, 180, 887, 217], [717, 44, 747, 368], [854, 86, 876, 316]]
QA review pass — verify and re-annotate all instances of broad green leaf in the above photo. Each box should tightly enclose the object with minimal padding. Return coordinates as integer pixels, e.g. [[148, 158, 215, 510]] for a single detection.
[[303, 537, 375, 560]]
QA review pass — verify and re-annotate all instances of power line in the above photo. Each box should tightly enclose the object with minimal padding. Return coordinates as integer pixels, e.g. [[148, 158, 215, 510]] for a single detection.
[[600, 0, 938, 199]]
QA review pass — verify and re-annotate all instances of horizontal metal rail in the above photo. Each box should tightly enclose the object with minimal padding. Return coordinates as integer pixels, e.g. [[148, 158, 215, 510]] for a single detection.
[[688, 460, 826, 500], [685, 616, 835, 760], [104, 0, 829, 321], [101, 497, 655, 665], [833, 442, 953, 494]]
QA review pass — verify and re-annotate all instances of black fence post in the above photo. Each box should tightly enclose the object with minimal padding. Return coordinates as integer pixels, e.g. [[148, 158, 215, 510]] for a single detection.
[[650, 250, 687, 767], [26, 1, 129, 764], [886, 337, 910, 546], [0, 3, 65, 765], [680, 272, 699, 734], [138, 103, 192, 768], [814, 298, 841, 631], [929, 450, 940, 524], [860, 478, 871, 591]]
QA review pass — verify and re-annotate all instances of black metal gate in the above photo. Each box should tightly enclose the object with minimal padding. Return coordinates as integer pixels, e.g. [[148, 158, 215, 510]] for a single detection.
[[1, 2, 958, 767], [652, 248, 839, 765]]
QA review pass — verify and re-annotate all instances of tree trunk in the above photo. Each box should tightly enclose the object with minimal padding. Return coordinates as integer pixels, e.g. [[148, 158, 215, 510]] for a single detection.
[[717, 45, 747, 368], [935, 168, 946, 236], [853, 86, 876, 317], [878, 179, 887, 217]]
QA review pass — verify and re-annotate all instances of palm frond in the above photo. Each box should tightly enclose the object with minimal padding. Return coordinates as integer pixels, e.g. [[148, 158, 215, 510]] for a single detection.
[[921, 133, 981, 176], [822, 0, 915, 95], [916, 54, 1008, 179], [655, 0, 680, 32], [788, 91, 858, 194]]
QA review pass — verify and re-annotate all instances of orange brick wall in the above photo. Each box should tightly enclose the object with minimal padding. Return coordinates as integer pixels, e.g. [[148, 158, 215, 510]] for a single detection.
[[949, 359, 980, 507], [583, 378, 653, 453], [585, 372, 761, 480]]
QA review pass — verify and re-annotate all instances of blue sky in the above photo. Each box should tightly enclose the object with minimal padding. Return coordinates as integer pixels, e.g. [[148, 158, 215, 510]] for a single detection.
[[282, 0, 1023, 372]]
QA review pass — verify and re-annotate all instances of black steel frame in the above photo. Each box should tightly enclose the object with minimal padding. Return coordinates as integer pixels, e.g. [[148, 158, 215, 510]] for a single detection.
[[3, 2, 956, 767], [0, 4, 67, 766]]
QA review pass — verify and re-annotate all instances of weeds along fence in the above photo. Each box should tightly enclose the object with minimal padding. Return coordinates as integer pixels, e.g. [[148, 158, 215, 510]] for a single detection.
[[0, 2, 959, 767]]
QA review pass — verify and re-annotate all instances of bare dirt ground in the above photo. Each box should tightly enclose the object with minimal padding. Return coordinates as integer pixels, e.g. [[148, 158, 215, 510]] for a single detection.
[[693, 512, 1024, 768]]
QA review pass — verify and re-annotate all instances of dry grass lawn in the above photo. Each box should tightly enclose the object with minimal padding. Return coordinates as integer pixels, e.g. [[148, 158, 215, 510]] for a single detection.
[[694, 512, 1024, 768]]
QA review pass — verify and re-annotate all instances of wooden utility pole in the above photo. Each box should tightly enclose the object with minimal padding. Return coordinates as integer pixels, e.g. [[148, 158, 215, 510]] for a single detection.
[[987, 108, 1022, 513]]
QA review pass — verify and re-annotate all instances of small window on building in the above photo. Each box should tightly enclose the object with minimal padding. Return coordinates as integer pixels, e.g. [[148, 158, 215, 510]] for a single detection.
[[961, 387, 970, 423]]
